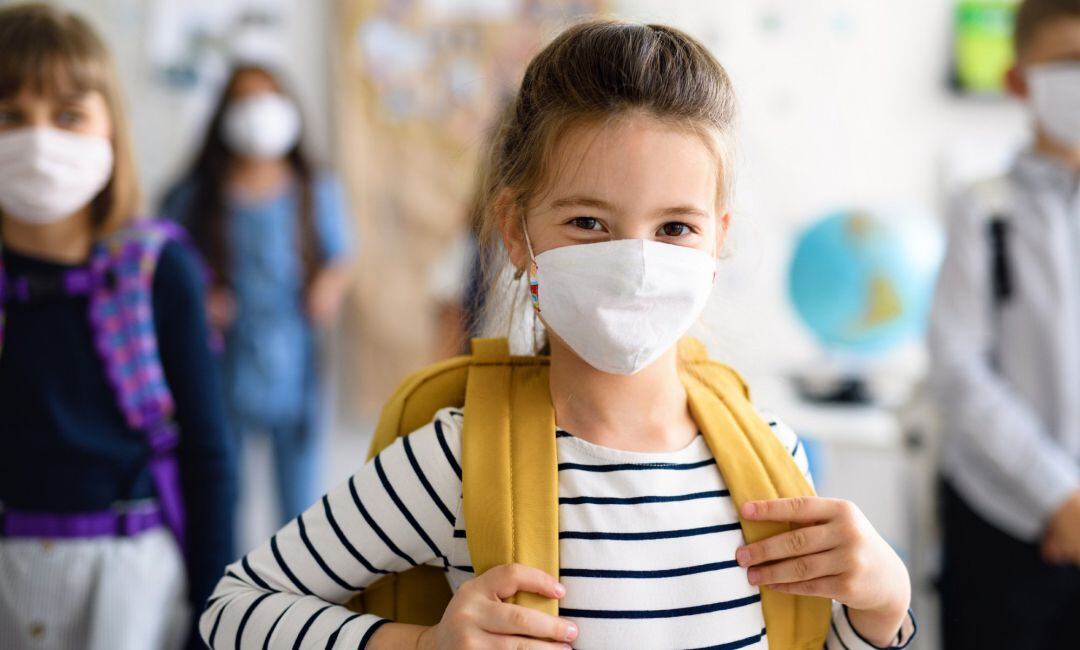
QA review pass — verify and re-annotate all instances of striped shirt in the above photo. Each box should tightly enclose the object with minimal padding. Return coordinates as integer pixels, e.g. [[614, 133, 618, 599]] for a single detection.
[[201, 408, 915, 649]]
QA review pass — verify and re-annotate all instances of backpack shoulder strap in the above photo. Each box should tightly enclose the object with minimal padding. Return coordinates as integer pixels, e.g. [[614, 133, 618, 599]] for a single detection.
[[358, 352, 473, 624], [0, 246, 6, 357], [462, 337, 560, 616], [90, 219, 191, 548], [678, 337, 832, 649], [90, 220, 178, 430], [365, 354, 473, 459], [357, 338, 559, 622], [970, 176, 1014, 306]]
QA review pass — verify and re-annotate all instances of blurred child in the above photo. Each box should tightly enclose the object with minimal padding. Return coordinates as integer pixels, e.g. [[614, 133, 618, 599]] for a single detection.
[[199, 21, 916, 650], [162, 65, 353, 526], [0, 4, 235, 649], [930, 0, 1080, 647]]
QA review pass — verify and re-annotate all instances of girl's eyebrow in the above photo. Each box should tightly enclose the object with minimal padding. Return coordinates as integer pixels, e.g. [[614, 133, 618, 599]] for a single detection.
[[659, 205, 709, 219], [56, 91, 89, 103], [549, 195, 615, 211]]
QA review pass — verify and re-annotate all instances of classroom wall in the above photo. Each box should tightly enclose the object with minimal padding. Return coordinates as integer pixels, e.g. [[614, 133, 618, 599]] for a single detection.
[[615, 0, 1029, 382], [17, 0, 1031, 393]]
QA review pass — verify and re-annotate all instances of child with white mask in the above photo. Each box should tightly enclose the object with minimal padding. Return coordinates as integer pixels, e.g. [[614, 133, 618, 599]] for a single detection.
[[931, 1, 1080, 648], [200, 20, 915, 650], [162, 65, 354, 528], [0, 5, 235, 650]]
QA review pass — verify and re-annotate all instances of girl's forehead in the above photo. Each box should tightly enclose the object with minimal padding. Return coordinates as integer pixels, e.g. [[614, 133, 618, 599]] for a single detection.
[[540, 116, 720, 208], [1024, 18, 1080, 65], [0, 55, 102, 103], [229, 70, 281, 97]]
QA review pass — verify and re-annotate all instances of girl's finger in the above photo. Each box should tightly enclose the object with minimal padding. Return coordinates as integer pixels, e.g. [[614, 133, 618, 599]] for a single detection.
[[489, 634, 572, 650], [746, 550, 845, 586], [764, 574, 847, 599], [480, 601, 578, 643], [740, 496, 850, 524], [736, 523, 838, 567], [479, 563, 567, 601]]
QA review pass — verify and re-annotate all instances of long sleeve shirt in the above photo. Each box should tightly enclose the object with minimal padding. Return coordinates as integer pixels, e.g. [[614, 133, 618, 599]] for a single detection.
[[201, 407, 914, 649], [930, 149, 1080, 541]]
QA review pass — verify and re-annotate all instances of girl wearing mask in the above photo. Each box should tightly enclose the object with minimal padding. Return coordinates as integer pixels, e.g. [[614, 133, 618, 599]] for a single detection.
[[0, 5, 234, 650], [163, 65, 353, 526], [200, 21, 916, 650]]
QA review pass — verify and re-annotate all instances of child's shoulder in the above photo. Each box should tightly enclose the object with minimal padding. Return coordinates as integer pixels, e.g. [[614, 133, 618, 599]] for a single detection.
[[756, 408, 800, 455], [947, 173, 1016, 230], [402, 406, 465, 454]]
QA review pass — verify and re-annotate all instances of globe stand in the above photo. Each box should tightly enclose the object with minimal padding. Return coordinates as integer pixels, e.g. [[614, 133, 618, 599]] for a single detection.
[[792, 372, 873, 405]]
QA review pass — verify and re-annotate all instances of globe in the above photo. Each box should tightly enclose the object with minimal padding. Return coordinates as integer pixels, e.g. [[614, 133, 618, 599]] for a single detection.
[[788, 210, 944, 357]]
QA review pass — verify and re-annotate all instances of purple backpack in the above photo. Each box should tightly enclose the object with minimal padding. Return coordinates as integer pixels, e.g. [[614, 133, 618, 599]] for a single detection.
[[0, 218, 198, 549]]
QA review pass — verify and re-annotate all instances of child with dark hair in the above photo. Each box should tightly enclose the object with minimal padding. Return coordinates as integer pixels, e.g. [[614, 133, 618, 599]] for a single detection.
[[162, 64, 353, 526]]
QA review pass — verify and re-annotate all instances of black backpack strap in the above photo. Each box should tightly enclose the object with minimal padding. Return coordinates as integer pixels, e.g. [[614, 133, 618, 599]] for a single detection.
[[987, 216, 1012, 307]]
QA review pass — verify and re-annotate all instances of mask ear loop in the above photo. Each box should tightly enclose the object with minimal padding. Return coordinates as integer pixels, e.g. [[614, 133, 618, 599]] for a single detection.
[[520, 214, 541, 313], [518, 214, 543, 355]]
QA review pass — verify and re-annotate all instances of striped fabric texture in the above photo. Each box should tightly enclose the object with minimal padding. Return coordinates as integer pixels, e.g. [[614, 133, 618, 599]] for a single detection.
[[202, 408, 914, 649]]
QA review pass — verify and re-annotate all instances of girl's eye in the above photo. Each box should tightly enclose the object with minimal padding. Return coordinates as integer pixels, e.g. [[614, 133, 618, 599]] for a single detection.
[[0, 109, 20, 126], [570, 216, 603, 231], [56, 110, 84, 127], [659, 222, 692, 237]]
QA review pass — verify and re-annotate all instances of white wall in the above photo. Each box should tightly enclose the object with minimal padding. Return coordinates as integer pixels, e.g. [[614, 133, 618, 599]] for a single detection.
[[617, 0, 1029, 381], [15, 0, 1030, 382]]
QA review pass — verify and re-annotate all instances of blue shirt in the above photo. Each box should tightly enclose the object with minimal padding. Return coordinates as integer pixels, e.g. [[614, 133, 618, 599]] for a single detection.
[[162, 174, 353, 427]]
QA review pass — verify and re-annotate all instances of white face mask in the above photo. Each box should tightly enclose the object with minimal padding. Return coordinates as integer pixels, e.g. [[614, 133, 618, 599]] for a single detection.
[[0, 127, 114, 225], [1027, 63, 1080, 150], [526, 234, 717, 375], [221, 92, 301, 159]]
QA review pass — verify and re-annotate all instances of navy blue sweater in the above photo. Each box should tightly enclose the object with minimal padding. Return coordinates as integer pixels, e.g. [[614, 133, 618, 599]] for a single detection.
[[0, 241, 236, 641]]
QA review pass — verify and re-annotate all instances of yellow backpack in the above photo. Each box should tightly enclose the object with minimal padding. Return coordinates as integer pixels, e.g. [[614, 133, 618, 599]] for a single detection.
[[348, 337, 831, 650]]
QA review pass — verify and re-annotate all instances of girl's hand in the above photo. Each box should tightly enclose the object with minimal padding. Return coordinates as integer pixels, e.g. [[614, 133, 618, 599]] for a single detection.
[[306, 265, 350, 328], [735, 497, 911, 647], [417, 563, 578, 650], [1043, 490, 1080, 566], [206, 287, 237, 331]]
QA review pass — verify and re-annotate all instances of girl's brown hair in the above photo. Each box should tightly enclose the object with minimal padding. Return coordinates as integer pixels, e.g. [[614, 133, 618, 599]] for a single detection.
[[472, 19, 737, 338], [0, 2, 140, 233], [1015, 0, 1080, 55]]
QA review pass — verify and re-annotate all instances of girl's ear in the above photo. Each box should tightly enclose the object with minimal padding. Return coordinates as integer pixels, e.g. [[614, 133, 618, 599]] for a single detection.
[[496, 188, 529, 271], [715, 211, 731, 256], [1005, 64, 1028, 99]]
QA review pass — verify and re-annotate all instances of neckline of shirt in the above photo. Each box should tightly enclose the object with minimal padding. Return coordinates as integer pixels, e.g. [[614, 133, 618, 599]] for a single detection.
[[554, 429, 709, 464]]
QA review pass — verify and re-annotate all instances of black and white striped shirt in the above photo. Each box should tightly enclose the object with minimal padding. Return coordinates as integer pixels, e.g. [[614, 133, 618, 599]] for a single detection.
[[201, 408, 915, 649]]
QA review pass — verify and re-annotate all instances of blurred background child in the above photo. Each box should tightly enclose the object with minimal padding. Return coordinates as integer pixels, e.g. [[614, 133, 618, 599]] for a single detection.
[[161, 64, 354, 527], [929, 0, 1080, 647], [0, 4, 235, 649]]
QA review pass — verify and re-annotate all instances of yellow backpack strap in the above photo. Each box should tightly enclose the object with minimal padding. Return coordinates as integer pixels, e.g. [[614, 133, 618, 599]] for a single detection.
[[353, 354, 472, 624], [678, 338, 832, 650], [366, 355, 472, 459], [461, 338, 560, 616]]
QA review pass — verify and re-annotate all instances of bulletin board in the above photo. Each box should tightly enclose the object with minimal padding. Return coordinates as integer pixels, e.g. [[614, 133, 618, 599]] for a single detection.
[[333, 0, 608, 414]]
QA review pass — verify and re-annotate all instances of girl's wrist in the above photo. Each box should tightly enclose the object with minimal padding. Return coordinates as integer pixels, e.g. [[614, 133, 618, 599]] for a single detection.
[[366, 622, 430, 650], [415, 624, 435, 650], [845, 601, 910, 648]]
